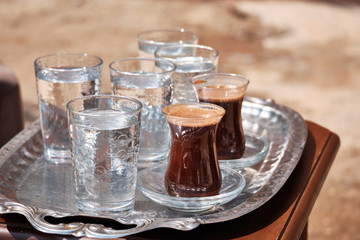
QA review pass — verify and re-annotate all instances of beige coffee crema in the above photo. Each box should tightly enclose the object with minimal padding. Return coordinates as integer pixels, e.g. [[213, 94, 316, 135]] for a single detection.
[[162, 103, 225, 127], [194, 82, 247, 101]]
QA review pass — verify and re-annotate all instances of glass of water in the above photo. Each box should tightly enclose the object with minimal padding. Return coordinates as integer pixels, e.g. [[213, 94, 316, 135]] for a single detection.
[[109, 57, 175, 169], [67, 95, 142, 215], [155, 44, 219, 103], [137, 28, 198, 58], [34, 53, 103, 164]]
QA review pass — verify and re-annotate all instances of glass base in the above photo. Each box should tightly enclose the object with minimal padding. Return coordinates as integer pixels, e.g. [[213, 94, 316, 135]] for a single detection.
[[137, 165, 246, 212], [76, 200, 134, 217], [219, 132, 269, 170], [44, 148, 72, 164], [137, 151, 169, 169]]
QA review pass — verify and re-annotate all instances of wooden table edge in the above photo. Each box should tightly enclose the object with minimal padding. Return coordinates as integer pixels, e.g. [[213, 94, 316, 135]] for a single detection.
[[280, 121, 340, 240]]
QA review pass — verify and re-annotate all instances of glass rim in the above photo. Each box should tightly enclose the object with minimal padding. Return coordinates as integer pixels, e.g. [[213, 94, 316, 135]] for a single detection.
[[136, 28, 199, 45], [191, 73, 250, 88], [154, 44, 219, 60], [162, 102, 225, 120], [34, 52, 103, 72], [109, 57, 176, 76], [66, 94, 143, 116]]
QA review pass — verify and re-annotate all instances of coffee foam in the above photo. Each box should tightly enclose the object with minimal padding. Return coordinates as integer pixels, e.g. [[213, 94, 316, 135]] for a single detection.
[[163, 104, 225, 127], [196, 84, 246, 102]]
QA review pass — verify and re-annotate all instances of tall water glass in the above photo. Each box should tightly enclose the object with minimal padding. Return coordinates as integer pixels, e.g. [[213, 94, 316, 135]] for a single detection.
[[137, 28, 198, 58], [109, 58, 176, 168], [67, 95, 142, 214], [155, 44, 218, 103], [192, 73, 249, 160], [35, 53, 102, 164]]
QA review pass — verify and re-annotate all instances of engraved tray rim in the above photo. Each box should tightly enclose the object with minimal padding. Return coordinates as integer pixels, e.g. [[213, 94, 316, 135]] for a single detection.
[[0, 97, 308, 239]]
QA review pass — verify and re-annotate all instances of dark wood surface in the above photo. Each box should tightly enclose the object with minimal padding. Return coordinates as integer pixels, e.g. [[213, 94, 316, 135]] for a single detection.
[[0, 121, 340, 240], [0, 62, 24, 148]]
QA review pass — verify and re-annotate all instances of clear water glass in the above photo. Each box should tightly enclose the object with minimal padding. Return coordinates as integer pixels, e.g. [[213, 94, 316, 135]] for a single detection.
[[67, 95, 142, 215], [137, 28, 198, 57], [109, 57, 176, 169], [155, 44, 218, 103], [34, 53, 102, 164]]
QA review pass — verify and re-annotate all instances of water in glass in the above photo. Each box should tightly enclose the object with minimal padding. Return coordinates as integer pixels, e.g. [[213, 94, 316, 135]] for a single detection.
[[37, 69, 100, 161], [69, 109, 140, 213], [111, 75, 172, 165], [171, 57, 216, 103]]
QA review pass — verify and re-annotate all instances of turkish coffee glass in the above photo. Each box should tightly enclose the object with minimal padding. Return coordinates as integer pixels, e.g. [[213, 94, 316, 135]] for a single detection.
[[162, 103, 225, 197], [192, 73, 249, 160]]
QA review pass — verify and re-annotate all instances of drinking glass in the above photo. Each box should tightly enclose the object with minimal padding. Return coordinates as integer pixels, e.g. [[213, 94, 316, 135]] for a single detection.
[[192, 73, 249, 160], [67, 95, 142, 214], [162, 103, 225, 197], [109, 57, 176, 168], [137, 28, 198, 58], [34, 53, 102, 163], [155, 44, 218, 103]]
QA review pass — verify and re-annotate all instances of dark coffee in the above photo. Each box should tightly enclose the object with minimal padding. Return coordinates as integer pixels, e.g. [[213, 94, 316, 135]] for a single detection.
[[194, 83, 247, 160], [162, 104, 224, 197], [199, 95, 245, 159]]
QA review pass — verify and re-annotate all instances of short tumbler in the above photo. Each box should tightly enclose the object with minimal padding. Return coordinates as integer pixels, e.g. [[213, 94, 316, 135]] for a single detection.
[[155, 44, 218, 103], [110, 58, 175, 168], [67, 95, 142, 214], [137, 28, 198, 58], [35, 53, 103, 163]]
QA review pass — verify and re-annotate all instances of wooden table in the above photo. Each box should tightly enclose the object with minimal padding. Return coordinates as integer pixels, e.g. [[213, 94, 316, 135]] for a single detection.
[[0, 120, 340, 240]]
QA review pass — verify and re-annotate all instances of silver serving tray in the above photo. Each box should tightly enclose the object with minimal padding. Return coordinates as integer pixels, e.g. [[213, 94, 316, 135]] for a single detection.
[[0, 97, 307, 238]]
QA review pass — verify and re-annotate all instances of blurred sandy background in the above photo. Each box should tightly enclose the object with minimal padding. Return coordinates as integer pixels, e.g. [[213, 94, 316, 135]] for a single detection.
[[1, 0, 359, 239]]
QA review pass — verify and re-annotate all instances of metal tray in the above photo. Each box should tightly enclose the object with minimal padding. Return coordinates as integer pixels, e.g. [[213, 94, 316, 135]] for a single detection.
[[0, 97, 308, 238]]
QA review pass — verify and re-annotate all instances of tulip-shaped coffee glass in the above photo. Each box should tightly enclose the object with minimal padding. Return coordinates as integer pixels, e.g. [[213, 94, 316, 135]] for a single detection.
[[192, 73, 249, 160], [162, 103, 225, 197]]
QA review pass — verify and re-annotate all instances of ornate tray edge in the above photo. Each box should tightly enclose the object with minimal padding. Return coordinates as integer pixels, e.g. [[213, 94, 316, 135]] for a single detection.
[[0, 97, 308, 238]]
